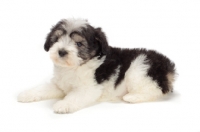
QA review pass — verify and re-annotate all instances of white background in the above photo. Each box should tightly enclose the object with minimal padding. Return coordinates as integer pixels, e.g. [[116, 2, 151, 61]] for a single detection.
[[0, 0, 200, 132]]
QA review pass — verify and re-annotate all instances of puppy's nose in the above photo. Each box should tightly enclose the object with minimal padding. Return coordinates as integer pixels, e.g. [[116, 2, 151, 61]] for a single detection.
[[58, 50, 68, 57]]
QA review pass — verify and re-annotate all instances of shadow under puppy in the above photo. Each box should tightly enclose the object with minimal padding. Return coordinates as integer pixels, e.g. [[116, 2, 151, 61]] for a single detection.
[[18, 18, 176, 113]]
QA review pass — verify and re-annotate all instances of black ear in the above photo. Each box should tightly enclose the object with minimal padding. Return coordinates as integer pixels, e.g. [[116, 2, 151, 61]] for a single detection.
[[44, 20, 66, 52], [44, 31, 54, 52], [95, 28, 109, 55]]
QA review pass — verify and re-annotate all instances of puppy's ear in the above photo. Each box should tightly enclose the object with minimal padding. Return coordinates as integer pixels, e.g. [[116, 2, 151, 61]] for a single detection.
[[44, 20, 66, 52], [44, 30, 54, 52], [95, 28, 109, 55]]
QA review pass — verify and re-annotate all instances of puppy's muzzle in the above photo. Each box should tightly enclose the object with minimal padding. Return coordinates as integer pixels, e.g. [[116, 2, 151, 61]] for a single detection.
[[58, 49, 68, 57]]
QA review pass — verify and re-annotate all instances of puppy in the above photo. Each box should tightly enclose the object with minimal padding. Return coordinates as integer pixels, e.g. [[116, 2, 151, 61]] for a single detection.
[[18, 18, 176, 113]]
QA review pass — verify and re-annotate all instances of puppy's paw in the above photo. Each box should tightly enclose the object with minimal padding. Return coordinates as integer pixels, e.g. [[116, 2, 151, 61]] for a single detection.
[[53, 100, 80, 114], [123, 93, 157, 103], [18, 90, 42, 103], [123, 93, 145, 103]]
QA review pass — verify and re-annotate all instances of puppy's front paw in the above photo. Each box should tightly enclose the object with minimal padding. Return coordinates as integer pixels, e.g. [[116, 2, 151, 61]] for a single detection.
[[53, 100, 80, 114], [18, 90, 42, 103]]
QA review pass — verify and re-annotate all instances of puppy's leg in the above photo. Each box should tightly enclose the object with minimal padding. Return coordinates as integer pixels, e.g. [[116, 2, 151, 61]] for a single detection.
[[18, 83, 65, 102], [122, 54, 163, 103], [53, 86, 102, 113], [123, 78, 163, 103]]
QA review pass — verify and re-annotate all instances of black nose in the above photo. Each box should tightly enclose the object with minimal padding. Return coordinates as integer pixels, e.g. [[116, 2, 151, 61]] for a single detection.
[[58, 50, 67, 57]]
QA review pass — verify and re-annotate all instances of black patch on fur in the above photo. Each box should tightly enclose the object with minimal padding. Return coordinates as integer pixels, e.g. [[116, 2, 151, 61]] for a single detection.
[[69, 25, 109, 62], [114, 48, 146, 87], [44, 20, 67, 51], [94, 28, 110, 55], [95, 48, 175, 94], [95, 48, 145, 85], [82, 25, 109, 57], [146, 50, 175, 93]]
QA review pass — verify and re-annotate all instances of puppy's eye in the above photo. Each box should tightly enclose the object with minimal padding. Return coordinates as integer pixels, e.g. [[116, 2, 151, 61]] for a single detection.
[[76, 42, 83, 47]]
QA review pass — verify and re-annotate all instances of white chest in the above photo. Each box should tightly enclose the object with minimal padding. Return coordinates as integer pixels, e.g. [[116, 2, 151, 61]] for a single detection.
[[52, 57, 104, 93]]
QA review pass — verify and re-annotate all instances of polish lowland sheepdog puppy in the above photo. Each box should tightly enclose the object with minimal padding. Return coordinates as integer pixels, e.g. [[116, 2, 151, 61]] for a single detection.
[[18, 18, 176, 113]]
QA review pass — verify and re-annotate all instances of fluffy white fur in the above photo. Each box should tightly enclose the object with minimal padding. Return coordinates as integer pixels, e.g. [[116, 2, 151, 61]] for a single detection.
[[18, 19, 164, 113], [18, 54, 162, 113]]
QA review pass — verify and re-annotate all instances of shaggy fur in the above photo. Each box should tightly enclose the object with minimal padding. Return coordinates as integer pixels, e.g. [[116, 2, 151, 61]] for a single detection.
[[18, 18, 176, 113]]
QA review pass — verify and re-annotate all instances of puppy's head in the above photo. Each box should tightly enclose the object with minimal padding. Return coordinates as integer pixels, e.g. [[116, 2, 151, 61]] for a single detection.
[[44, 18, 109, 68]]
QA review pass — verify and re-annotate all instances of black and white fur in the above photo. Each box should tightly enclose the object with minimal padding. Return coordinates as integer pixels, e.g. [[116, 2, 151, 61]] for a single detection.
[[18, 18, 176, 113]]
